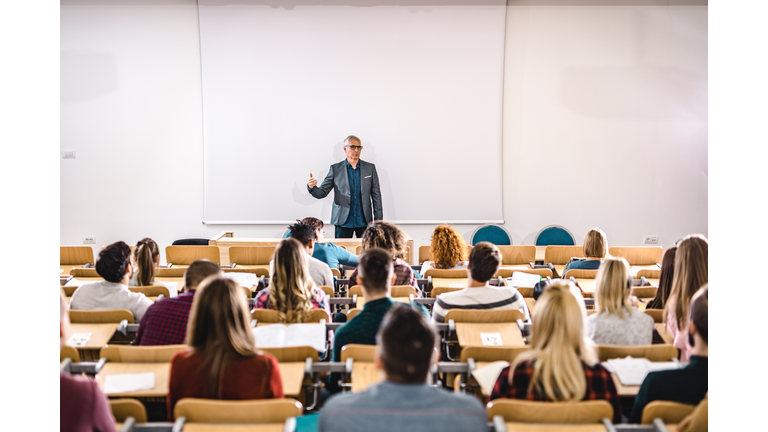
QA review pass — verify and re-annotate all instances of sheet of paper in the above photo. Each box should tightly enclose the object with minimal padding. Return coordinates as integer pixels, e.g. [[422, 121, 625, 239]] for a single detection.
[[225, 272, 260, 287], [162, 281, 179, 297], [67, 333, 92, 347], [64, 278, 82, 287], [506, 272, 541, 288], [480, 332, 503, 346], [253, 323, 326, 352], [471, 361, 510, 395], [104, 372, 155, 394], [629, 266, 643, 277], [606, 357, 652, 386]]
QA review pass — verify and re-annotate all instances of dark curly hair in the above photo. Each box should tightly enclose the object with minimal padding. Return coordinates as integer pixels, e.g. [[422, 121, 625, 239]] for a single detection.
[[96, 241, 132, 283]]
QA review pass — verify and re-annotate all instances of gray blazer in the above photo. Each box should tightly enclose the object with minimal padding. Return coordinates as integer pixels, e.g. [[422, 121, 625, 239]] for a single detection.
[[309, 159, 383, 226]]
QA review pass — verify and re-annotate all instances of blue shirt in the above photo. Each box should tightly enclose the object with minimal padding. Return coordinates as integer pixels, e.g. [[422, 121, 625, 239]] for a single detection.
[[313, 242, 358, 269], [342, 160, 365, 228]]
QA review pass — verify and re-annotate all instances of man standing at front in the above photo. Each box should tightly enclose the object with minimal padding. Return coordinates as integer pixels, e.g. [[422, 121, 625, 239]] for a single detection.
[[307, 135, 382, 238]]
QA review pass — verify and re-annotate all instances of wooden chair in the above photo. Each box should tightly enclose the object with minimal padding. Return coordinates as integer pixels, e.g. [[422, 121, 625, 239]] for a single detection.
[[62, 286, 78, 297], [128, 285, 170, 298], [341, 344, 379, 393], [631, 286, 658, 299], [165, 245, 220, 266], [497, 246, 536, 266], [486, 399, 613, 424], [356, 245, 411, 264], [320, 285, 335, 298], [60, 346, 80, 363], [430, 286, 463, 298], [174, 398, 302, 424], [494, 268, 553, 280], [445, 309, 524, 323], [423, 269, 467, 279], [608, 246, 662, 266], [341, 344, 376, 362], [563, 269, 598, 280], [637, 268, 661, 279], [677, 394, 707, 431], [596, 344, 678, 362], [100, 345, 187, 363], [260, 346, 319, 363], [251, 308, 330, 323], [460, 346, 530, 363], [543, 245, 585, 265], [155, 267, 187, 277], [61, 246, 95, 275], [331, 268, 341, 278], [110, 399, 147, 423], [418, 245, 473, 264], [643, 308, 664, 323], [221, 267, 269, 277], [641, 400, 696, 425], [70, 268, 100, 277], [228, 246, 275, 270], [347, 308, 362, 320], [70, 309, 135, 324], [348, 285, 416, 298]]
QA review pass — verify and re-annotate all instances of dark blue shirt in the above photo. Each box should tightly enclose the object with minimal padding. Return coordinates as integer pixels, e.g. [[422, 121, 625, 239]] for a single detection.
[[342, 160, 365, 228]]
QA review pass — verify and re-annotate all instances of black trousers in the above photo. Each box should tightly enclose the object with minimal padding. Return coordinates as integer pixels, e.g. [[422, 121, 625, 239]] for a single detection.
[[335, 226, 366, 238]]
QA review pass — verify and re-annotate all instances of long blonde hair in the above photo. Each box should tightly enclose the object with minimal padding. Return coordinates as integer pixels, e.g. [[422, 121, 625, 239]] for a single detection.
[[269, 238, 316, 323], [595, 257, 633, 319], [186, 276, 258, 398], [666, 234, 708, 330], [509, 282, 596, 401]]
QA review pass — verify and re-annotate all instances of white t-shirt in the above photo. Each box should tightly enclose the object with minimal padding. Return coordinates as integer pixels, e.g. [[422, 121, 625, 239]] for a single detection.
[[70, 280, 154, 322]]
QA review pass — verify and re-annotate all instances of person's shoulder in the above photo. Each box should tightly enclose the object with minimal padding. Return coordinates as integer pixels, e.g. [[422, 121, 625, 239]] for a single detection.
[[427, 385, 485, 410], [61, 371, 98, 396]]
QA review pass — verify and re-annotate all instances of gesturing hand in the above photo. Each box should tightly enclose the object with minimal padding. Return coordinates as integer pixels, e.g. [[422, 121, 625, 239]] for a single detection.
[[307, 173, 318, 188]]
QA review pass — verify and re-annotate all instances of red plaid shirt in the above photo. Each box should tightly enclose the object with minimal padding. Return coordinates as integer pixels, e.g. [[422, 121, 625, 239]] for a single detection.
[[134, 291, 196, 346], [490, 359, 621, 423]]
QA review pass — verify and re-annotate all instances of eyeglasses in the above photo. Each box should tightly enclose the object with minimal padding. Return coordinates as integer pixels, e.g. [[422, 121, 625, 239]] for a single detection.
[[345, 145, 363, 151]]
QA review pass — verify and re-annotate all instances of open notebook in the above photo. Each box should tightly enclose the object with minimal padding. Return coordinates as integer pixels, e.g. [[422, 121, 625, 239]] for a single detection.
[[253, 323, 325, 352], [603, 357, 679, 386]]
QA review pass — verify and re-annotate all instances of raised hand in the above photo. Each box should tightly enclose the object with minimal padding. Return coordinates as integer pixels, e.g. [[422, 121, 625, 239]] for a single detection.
[[307, 173, 318, 188]]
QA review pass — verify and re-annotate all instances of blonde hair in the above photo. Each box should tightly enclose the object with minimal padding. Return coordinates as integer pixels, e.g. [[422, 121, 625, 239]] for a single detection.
[[583, 228, 607, 259], [666, 234, 708, 330], [595, 257, 633, 319], [186, 276, 258, 398], [430, 225, 468, 268], [269, 238, 317, 323], [509, 282, 596, 401]]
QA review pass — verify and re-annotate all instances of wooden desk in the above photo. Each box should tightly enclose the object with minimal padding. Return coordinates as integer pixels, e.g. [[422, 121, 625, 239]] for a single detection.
[[96, 363, 170, 398], [180, 425, 284, 432], [276, 362, 306, 397], [455, 323, 525, 347], [356, 296, 410, 309], [499, 265, 532, 272], [68, 323, 119, 360], [431, 278, 468, 289], [655, 323, 674, 345], [630, 265, 661, 278], [505, 423, 609, 432], [610, 372, 641, 397], [574, 279, 596, 297], [351, 362, 382, 393]]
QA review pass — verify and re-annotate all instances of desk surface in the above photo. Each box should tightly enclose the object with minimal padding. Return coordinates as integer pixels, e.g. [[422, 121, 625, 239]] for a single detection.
[[277, 362, 305, 397], [180, 425, 285, 432], [654, 323, 674, 345], [67, 323, 118, 350], [505, 423, 609, 432], [456, 323, 525, 347], [352, 362, 382, 393], [96, 363, 170, 398], [611, 372, 641, 397]]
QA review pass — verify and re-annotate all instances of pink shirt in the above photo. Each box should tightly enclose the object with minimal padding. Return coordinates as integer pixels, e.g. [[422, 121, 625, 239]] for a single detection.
[[665, 295, 691, 362]]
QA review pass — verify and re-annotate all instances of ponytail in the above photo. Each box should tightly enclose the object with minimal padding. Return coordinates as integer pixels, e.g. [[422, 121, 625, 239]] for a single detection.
[[134, 238, 160, 286]]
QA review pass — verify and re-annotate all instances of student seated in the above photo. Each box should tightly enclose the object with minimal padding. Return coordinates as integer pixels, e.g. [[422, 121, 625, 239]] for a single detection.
[[586, 257, 654, 345], [254, 238, 331, 322], [134, 259, 222, 345], [302, 216, 359, 270], [562, 227, 607, 275], [282, 220, 334, 287], [630, 286, 708, 423], [348, 221, 421, 296], [319, 304, 486, 432], [419, 224, 468, 274], [646, 245, 677, 310], [168, 276, 283, 419], [431, 241, 529, 323], [60, 290, 117, 432], [327, 248, 428, 394], [70, 241, 153, 322], [129, 237, 171, 288], [665, 234, 707, 362], [490, 282, 621, 423]]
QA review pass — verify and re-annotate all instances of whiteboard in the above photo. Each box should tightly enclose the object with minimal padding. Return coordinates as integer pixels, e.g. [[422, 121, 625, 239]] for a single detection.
[[198, 0, 506, 224]]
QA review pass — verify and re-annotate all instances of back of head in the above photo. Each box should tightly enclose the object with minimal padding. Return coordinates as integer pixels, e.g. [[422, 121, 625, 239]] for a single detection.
[[377, 304, 436, 383], [430, 225, 468, 269], [134, 237, 160, 286], [288, 220, 316, 247], [96, 241, 132, 283], [186, 276, 257, 397], [467, 241, 501, 283], [361, 221, 407, 260], [301, 217, 324, 231], [689, 284, 708, 346], [595, 257, 632, 319], [358, 248, 393, 296], [271, 238, 315, 323], [512, 281, 593, 401], [669, 234, 708, 330], [184, 259, 223, 291], [583, 228, 607, 259]]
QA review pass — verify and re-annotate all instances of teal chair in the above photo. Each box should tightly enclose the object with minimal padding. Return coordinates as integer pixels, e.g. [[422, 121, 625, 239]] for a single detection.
[[534, 225, 575, 246], [471, 225, 512, 246]]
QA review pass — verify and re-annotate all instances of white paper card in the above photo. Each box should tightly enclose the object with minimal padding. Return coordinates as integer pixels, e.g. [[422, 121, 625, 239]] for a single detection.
[[67, 333, 92, 347], [161, 281, 179, 297], [254, 323, 326, 352], [480, 332, 503, 346], [472, 361, 510, 395], [64, 278, 82, 287], [104, 372, 155, 394], [506, 272, 541, 288], [225, 272, 260, 287]]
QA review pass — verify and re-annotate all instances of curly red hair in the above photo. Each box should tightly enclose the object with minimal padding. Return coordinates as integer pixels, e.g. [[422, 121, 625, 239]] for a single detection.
[[430, 225, 468, 269]]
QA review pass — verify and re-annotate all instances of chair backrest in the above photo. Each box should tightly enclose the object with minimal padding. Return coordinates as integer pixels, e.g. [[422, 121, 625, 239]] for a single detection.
[[60, 346, 80, 363], [69, 309, 135, 324], [259, 346, 320, 362], [171, 238, 210, 246], [128, 285, 170, 298], [222, 267, 270, 277], [471, 225, 512, 246], [445, 309, 524, 323], [495, 269, 552, 279], [320, 285, 335, 298], [430, 286, 464, 298], [110, 399, 148, 423], [641, 400, 696, 425], [423, 268, 467, 279], [174, 398, 303, 424], [70, 268, 100, 278], [100, 345, 187, 363], [643, 309, 664, 323], [391, 285, 416, 298], [61, 246, 95, 265], [356, 246, 411, 264], [341, 343, 377, 362], [165, 245, 221, 265], [631, 286, 657, 299], [596, 344, 679, 362], [155, 267, 187, 277], [486, 399, 613, 423], [564, 269, 599, 279], [228, 246, 276, 265], [636, 268, 661, 279], [544, 246, 585, 265], [348, 285, 364, 297], [347, 308, 362, 320], [608, 246, 663, 266], [331, 268, 341, 278], [251, 308, 329, 323], [459, 346, 530, 363], [535, 225, 575, 246], [497, 246, 536, 265], [419, 245, 473, 264]]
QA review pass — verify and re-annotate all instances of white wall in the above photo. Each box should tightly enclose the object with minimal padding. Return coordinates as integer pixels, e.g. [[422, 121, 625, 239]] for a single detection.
[[60, 0, 708, 262]]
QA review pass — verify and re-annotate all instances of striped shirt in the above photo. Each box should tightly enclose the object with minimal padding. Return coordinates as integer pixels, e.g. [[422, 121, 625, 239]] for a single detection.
[[431, 285, 530, 323]]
